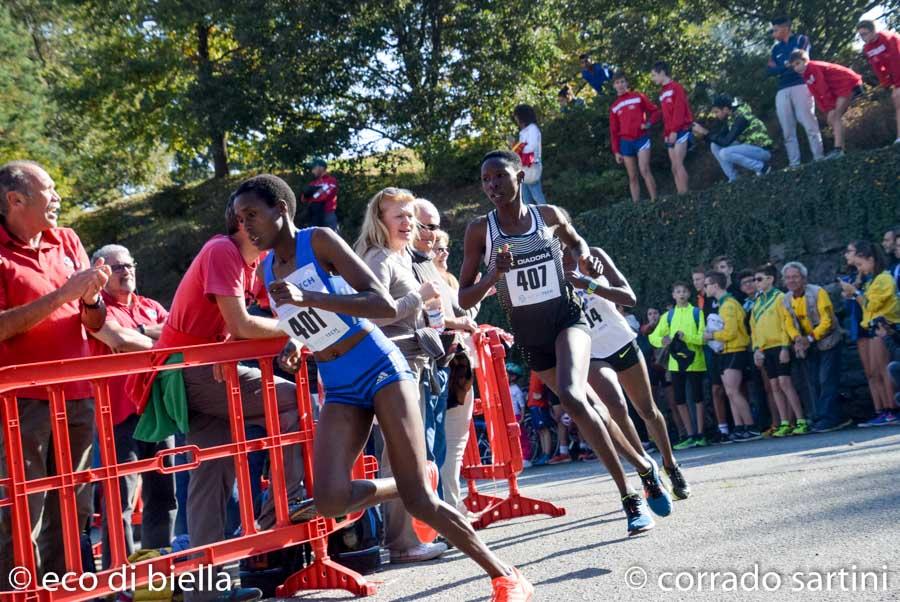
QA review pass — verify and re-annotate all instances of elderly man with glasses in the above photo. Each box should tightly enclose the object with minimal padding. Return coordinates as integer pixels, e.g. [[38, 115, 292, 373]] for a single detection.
[[780, 261, 851, 432], [86, 244, 177, 568]]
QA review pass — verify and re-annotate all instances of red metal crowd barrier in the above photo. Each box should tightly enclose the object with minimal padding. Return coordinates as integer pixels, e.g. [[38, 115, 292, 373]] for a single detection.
[[461, 327, 566, 529], [0, 338, 377, 601]]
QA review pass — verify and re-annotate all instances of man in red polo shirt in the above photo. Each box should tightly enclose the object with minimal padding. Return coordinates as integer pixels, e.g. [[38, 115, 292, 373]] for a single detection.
[[789, 49, 863, 158], [858, 19, 900, 145], [0, 160, 111, 588], [86, 243, 175, 569], [154, 178, 304, 601]]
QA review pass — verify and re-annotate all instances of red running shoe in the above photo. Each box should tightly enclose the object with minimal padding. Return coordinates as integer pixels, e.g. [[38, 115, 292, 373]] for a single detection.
[[547, 453, 571, 465], [491, 567, 534, 601]]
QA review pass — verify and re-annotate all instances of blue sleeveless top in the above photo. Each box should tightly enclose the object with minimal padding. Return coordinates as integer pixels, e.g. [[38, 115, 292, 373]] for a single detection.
[[263, 228, 368, 352]]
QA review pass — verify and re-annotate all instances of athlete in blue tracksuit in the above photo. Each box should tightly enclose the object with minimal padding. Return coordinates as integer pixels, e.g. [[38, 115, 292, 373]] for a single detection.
[[230, 174, 531, 599]]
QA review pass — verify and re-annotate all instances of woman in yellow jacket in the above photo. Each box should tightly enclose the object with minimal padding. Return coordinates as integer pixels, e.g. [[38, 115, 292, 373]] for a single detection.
[[750, 264, 809, 437], [702, 271, 760, 441], [840, 240, 900, 426]]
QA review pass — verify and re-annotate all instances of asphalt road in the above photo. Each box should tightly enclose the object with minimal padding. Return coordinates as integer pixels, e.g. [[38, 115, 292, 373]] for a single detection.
[[291, 427, 900, 601]]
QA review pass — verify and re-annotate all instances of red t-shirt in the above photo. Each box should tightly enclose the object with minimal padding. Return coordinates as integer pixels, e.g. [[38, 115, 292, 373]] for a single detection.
[[803, 60, 862, 112], [863, 30, 900, 89], [305, 174, 339, 213], [165, 235, 262, 343], [658, 81, 694, 137], [0, 224, 93, 400], [609, 91, 660, 154], [88, 290, 168, 424]]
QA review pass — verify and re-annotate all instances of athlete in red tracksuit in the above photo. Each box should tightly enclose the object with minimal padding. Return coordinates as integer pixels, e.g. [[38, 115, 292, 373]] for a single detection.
[[790, 50, 862, 156], [610, 71, 660, 202], [651, 61, 694, 194], [858, 20, 900, 144]]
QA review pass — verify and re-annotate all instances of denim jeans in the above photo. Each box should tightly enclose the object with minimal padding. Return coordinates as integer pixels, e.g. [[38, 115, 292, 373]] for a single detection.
[[521, 179, 547, 205], [710, 143, 771, 182], [424, 367, 449, 470], [803, 345, 844, 427]]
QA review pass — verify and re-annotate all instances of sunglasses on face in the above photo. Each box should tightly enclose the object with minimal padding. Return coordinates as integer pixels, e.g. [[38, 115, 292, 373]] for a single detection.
[[110, 263, 137, 273], [418, 223, 439, 231], [754, 276, 767, 282], [435, 247, 448, 254]]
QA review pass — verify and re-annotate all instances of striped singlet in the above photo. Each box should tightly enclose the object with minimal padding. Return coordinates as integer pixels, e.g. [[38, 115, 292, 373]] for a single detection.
[[484, 205, 582, 347]]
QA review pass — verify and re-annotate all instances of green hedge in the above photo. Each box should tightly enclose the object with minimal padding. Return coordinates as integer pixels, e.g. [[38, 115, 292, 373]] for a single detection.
[[574, 146, 900, 309]]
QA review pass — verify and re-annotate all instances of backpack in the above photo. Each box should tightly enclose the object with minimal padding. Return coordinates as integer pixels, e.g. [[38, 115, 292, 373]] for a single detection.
[[666, 306, 701, 330]]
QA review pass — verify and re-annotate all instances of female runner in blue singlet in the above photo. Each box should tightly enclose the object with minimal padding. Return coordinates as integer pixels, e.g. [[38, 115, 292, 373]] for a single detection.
[[231, 175, 533, 601]]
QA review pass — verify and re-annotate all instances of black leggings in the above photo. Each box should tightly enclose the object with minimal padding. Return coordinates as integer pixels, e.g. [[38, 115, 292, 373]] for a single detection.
[[671, 371, 705, 406]]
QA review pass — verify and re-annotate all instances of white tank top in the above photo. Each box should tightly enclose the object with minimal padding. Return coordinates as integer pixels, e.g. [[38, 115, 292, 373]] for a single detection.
[[576, 274, 636, 359]]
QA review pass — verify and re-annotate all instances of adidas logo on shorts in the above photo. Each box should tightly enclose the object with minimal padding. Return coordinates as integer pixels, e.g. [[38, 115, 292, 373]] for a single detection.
[[375, 372, 389, 384]]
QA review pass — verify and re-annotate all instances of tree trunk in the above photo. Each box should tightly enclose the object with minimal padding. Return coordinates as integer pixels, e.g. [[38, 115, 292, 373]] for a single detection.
[[197, 22, 229, 178], [210, 130, 229, 178]]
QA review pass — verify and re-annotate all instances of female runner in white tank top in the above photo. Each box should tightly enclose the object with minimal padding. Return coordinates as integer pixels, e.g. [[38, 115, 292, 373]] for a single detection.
[[563, 246, 691, 500]]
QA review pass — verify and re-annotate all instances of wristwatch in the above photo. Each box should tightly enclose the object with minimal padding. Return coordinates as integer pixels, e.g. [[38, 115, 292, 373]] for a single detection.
[[586, 280, 599, 296], [81, 296, 104, 310]]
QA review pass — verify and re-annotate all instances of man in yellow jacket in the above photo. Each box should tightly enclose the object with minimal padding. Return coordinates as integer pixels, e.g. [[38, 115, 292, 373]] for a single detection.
[[781, 262, 851, 432], [702, 271, 760, 442], [649, 282, 708, 449], [749, 264, 809, 437]]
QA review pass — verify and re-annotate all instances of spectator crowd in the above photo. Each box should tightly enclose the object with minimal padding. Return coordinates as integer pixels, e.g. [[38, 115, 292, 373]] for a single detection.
[[513, 17, 900, 203]]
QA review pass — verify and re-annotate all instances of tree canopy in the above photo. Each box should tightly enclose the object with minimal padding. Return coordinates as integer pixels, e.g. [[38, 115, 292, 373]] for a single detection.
[[2, 0, 898, 201]]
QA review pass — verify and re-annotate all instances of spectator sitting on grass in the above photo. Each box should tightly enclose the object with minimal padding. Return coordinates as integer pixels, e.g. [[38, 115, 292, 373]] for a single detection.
[[693, 95, 773, 182]]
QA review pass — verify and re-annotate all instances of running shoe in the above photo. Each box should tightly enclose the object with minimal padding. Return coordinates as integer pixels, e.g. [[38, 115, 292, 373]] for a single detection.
[[693, 435, 709, 447], [288, 498, 318, 523], [548, 453, 571, 465], [726, 431, 743, 443], [622, 493, 655, 535], [714, 431, 733, 445], [873, 411, 898, 426], [532, 454, 550, 466], [214, 588, 263, 602], [859, 412, 885, 428], [579, 450, 597, 461], [772, 423, 794, 438], [742, 429, 762, 441], [673, 437, 697, 451], [824, 149, 844, 160], [638, 457, 672, 517], [792, 421, 811, 435], [812, 418, 852, 432], [761, 426, 777, 438], [490, 567, 534, 602], [390, 542, 448, 563], [665, 464, 691, 500]]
